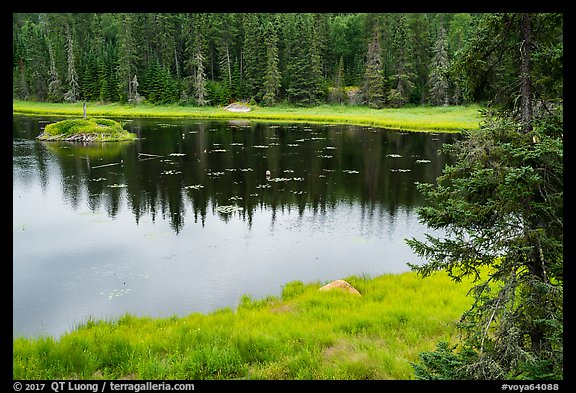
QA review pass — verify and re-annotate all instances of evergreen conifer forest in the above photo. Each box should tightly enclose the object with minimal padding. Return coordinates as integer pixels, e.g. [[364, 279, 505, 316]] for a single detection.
[[12, 13, 493, 108]]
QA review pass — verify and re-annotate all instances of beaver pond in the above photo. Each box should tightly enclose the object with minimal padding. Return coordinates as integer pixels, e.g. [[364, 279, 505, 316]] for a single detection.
[[13, 115, 458, 338]]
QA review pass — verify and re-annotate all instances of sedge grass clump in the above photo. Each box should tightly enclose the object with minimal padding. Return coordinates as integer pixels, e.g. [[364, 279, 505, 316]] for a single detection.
[[13, 270, 476, 380], [37, 118, 137, 142]]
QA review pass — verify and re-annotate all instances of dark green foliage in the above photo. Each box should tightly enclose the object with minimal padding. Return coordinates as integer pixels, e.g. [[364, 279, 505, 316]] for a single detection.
[[206, 80, 231, 106], [284, 15, 310, 105], [408, 14, 563, 379], [407, 13, 432, 104], [406, 109, 563, 379], [10, 13, 560, 109], [362, 27, 384, 108], [80, 52, 100, 102], [326, 13, 365, 87], [242, 13, 265, 101], [387, 14, 416, 107], [9, 13, 445, 107], [141, 60, 161, 103], [19, 20, 49, 101], [328, 56, 347, 104], [229, 58, 246, 101], [140, 60, 178, 104], [116, 13, 138, 103], [97, 42, 119, 103], [428, 22, 450, 106], [262, 21, 281, 106], [411, 341, 475, 380], [453, 13, 562, 115]]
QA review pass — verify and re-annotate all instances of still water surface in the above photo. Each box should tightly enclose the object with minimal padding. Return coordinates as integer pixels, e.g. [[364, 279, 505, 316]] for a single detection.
[[13, 115, 456, 338]]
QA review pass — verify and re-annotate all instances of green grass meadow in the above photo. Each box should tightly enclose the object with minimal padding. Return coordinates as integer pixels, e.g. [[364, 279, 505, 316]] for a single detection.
[[13, 100, 483, 132], [14, 271, 477, 380]]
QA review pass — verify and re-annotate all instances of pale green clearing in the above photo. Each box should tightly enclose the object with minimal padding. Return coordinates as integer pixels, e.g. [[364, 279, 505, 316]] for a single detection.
[[13, 100, 483, 132]]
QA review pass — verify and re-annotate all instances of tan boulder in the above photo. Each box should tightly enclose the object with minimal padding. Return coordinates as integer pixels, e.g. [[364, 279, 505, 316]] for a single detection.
[[226, 103, 251, 112], [319, 279, 361, 296]]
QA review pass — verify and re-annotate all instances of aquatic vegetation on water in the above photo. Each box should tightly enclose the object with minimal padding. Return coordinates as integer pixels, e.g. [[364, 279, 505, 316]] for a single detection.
[[216, 205, 244, 214]]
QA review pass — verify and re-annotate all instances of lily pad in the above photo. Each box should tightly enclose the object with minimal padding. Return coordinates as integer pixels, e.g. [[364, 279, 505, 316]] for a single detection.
[[216, 205, 244, 214]]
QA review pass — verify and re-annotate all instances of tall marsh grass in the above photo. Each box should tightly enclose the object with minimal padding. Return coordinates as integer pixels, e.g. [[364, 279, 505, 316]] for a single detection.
[[13, 270, 478, 380], [13, 100, 483, 132]]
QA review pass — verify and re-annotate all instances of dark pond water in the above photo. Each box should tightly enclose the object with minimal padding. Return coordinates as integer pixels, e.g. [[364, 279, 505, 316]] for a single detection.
[[13, 114, 457, 338]]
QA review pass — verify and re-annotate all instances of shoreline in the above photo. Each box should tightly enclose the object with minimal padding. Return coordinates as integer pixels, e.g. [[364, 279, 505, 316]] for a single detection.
[[13, 100, 483, 133]]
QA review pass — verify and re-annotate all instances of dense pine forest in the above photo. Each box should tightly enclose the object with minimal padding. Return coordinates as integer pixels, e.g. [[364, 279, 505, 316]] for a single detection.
[[13, 13, 485, 108]]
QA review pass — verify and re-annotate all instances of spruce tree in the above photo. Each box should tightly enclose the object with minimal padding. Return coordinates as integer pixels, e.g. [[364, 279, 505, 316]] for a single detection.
[[447, 13, 477, 105], [81, 50, 100, 101], [64, 24, 80, 103], [408, 112, 563, 380], [142, 59, 163, 103], [285, 14, 316, 105], [21, 20, 49, 101], [46, 38, 63, 102], [427, 22, 450, 106], [193, 48, 208, 106], [329, 56, 347, 104], [408, 12, 563, 380], [308, 20, 324, 104], [182, 14, 209, 106], [214, 13, 238, 92], [387, 14, 416, 107], [242, 13, 264, 101], [262, 22, 281, 106], [407, 13, 432, 104], [13, 28, 29, 99], [230, 58, 245, 100], [362, 27, 384, 109], [454, 13, 562, 131], [117, 13, 137, 103]]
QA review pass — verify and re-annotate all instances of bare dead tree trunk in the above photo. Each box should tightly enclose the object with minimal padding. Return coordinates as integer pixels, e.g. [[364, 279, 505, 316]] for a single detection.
[[83, 101, 87, 119], [226, 46, 232, 86]]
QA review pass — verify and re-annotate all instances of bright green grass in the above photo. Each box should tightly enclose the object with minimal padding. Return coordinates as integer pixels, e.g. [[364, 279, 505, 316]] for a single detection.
[[13, 270, 478, 380], [37, 117, 137, 142], [13, 100, 483, 132]]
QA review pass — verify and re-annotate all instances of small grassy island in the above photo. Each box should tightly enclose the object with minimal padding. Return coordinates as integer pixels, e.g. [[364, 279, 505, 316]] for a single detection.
[[37, 117, 137, 142]]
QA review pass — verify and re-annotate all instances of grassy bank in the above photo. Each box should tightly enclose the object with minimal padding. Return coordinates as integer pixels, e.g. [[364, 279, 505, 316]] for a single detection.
[[13, 100, 483, 132], [14, 270, 476, 380]]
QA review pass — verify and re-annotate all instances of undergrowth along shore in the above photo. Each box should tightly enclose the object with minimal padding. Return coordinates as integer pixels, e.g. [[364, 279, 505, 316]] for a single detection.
[[13, 100, 483, 133], [14, 270, 479, 380]]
